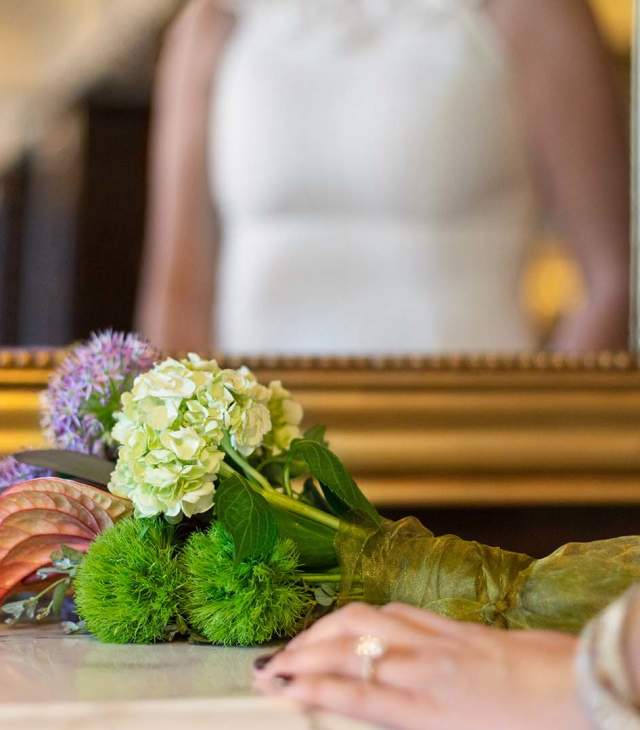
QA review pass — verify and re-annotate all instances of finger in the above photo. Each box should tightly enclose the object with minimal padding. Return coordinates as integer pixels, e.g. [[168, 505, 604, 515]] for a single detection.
[[262, 673, 432, 730], [381, 603, 485, 639], [255, 635, 458, 694], [286, 602, 438, 653], [256, 636, 373, 684]]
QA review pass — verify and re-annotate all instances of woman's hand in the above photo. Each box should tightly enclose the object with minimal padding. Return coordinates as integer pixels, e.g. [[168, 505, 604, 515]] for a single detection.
[[254, 602, 589, 730]]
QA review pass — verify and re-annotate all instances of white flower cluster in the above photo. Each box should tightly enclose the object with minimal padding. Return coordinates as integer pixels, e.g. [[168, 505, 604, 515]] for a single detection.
[[262, 381, 304, 454], [108, 355, 303, 519]]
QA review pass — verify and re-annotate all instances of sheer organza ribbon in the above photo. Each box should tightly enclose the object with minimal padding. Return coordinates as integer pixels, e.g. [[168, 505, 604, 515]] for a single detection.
[[337, 516, 640, 633]]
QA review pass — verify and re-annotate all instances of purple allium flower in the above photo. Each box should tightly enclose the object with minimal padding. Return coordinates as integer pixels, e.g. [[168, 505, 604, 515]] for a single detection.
[[41, 331, 159, 459], [0, 456, 51, 493]]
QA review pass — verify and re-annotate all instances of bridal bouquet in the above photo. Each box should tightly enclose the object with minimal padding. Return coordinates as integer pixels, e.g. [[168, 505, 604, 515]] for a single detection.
[[2, 331, 640, 645]]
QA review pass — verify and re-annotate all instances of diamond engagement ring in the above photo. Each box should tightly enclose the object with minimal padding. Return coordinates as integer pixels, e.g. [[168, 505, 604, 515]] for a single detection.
[[355, 634, 386, 682]]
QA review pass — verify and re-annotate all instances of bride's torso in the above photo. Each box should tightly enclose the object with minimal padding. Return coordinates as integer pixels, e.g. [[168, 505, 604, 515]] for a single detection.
[[210, 0, 539, 354]]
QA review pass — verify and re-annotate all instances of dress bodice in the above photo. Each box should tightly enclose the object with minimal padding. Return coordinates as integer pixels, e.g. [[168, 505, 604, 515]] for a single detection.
[[210, 0, 539, 354]]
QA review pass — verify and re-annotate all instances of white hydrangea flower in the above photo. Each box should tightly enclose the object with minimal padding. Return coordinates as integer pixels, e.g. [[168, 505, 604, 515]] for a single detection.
[[109, 356, 273, 519], [221, 366, 273, 457], [263, 381, 304, 454]]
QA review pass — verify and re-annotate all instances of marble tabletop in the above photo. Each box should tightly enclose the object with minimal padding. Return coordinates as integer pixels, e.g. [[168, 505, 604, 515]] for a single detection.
[[0, 624, 375, 730]]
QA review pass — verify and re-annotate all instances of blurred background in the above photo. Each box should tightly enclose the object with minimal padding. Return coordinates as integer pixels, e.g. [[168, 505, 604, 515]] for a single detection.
[[0, 0, 633, 348]]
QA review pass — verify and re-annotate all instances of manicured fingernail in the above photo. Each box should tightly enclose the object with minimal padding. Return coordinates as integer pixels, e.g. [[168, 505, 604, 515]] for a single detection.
[[272, 674, 293, 688], [253, 653, 277, 671]]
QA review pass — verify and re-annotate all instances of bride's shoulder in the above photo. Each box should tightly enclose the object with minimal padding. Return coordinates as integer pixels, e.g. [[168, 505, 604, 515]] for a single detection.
[[157, 0, 234, 82], [486, 0, 603, 57], [166, 0, 234, 39], [164, 0, 235, 47], [485, 0, 618, 139]]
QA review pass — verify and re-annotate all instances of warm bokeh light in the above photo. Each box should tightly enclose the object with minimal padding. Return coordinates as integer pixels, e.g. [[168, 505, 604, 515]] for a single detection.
[[521, 240, 586, 339], [591, 0, 632, 53]]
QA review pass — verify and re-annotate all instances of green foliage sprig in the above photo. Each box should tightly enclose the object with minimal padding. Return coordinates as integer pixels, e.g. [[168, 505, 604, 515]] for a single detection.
[[1, 545, 84, 628]]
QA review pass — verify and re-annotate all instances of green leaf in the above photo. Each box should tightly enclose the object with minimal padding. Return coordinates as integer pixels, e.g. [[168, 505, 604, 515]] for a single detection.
[[62, 620, 86, 634], [137, 520, 153, 541], [60, 545, 85, 563], [36, 567, 65, 580], [290, 440, 381, 525], [50, 545, 85, 575], [215, 474, 278, 563], [272, 507, 337, 569], [164, 614, 190, 643], [303, 425, 328, 446], [51, 581, 67, 617], [314, 584, 338, 607], [1, 600, 26, 622], [80, 377, 133, 436], [14, 450, 115, 487], [23, 598, 37, 621]]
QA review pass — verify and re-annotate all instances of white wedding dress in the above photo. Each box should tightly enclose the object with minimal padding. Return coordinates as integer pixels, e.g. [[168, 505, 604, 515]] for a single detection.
[[210, 0, 539, 354]]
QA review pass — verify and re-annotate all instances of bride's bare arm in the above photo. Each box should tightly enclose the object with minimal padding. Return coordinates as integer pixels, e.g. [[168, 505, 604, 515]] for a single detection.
[[136, 0, 233, 352], [489, 0, 630, 351]]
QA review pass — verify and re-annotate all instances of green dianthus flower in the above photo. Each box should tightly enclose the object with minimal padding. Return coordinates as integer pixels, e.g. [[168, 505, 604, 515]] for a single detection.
[[74, 517, 182, 644], [182, 523, 311, 646]]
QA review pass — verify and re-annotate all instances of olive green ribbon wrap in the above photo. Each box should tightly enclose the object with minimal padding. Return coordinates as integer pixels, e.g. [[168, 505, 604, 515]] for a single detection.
[[336, 517, 640, 633]]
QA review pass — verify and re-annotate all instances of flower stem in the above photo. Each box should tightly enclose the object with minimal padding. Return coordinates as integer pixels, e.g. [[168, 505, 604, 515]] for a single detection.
[[262, 488, 341, 532], [33, 577, 69, 602], [221, 436, 274, 492], [283, 462, 292, 498], [299, 573, 342, 584], [220, 439, 341, 531]]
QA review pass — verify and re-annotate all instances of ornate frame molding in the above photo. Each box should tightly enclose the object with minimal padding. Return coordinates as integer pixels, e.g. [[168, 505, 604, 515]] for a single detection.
[[2, 349, 640, 508], [0, 349, 638, 371]]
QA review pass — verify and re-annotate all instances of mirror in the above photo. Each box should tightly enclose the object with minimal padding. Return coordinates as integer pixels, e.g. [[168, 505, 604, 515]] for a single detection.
[[0, 0, 633, 355]]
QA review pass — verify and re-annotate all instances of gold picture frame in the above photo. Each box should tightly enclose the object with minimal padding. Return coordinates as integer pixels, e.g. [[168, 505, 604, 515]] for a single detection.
[[2, 349, 640, 509]]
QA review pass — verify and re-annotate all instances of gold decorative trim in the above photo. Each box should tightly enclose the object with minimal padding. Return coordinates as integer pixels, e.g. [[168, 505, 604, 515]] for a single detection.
[[0, 349, 638, 372], [0, 350, 65, 370]]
